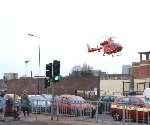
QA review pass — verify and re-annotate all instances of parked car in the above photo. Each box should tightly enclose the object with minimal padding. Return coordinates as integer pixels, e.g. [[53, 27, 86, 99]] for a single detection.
[[28, 95, 51, 113], [0, 96, 5, 112], [41, 94, 52, 101], [98, 95, 118, 114], [55, 95, 95, 116], [111, 95, 150, 123]]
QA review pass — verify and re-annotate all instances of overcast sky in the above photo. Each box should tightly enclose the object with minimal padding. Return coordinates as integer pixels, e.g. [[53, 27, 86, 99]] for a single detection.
[[0, 0, 150, 78]]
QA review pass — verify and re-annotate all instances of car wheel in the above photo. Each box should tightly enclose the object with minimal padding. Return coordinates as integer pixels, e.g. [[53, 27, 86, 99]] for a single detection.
[[112, 112, 122, 121]]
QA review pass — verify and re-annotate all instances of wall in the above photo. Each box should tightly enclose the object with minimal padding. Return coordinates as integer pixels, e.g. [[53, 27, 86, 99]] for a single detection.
[[100, 80, 130, 96], [134, 79, 150, 94], [133, 61, 150, 79], [0, 76, 99, 100]]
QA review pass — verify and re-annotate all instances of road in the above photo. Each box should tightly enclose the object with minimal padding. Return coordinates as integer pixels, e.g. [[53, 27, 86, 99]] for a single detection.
[[0, 121, 70, 125], [0, 114, 100, 125], [0, 113, 147, 125]]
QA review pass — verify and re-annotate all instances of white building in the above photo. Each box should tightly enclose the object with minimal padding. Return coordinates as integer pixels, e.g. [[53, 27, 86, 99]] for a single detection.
[[4, 73, 18, 80]]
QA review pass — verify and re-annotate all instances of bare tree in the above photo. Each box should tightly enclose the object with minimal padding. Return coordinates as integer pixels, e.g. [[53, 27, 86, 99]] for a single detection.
[[71, 63, 93, 76]]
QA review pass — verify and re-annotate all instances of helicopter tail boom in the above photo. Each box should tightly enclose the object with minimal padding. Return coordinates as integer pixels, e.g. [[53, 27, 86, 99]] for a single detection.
[[87, 44, 102, 52]]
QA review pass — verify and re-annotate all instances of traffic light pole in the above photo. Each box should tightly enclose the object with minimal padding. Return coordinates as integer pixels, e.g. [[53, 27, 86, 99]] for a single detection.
[[51, 81, 54, 120], [45, 60, 60, 120]]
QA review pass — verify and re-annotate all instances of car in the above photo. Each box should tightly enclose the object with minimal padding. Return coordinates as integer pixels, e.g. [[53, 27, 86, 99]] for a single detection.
[[28, 95, 51, 113], [98, 95, 118, 114], [0, 96, 5, 112], [111, 95, 150, 123], [55, 95, 96, 116]]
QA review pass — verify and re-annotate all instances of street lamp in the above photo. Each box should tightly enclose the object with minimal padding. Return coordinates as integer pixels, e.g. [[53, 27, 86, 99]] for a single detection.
[[27, 33, 41, 94], [25, 60, 29, 77]]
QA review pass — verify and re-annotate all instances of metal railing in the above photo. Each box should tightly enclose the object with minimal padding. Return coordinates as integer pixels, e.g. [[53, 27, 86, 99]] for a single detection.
[[30, 99, 51, 114], [1, 98, 149, 124]]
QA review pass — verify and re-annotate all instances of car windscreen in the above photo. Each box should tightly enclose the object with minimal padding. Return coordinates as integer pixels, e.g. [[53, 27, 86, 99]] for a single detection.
[[117, 97, 129, 104], [69, 97, 85, 103], [100, 96, 116, 102], [110, 96, 116, 102]]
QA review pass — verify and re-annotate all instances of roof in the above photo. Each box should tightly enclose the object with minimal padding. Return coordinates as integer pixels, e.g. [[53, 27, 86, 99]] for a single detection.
[[28, 95, 47, 100], [138, 51, 150, 54]]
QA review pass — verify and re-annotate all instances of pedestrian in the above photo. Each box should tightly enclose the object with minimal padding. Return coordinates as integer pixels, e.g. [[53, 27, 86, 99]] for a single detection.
[[4, 95, 13, 117], [21, 90, 31, 117]]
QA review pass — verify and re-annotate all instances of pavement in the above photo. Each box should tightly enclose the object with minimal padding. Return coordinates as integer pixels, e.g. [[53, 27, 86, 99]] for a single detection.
[[0, 113, 105, 125], [0, 113, 143, 125]]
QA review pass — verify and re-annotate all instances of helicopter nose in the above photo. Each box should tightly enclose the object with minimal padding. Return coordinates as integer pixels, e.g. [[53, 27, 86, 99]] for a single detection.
[[119, 46, 123, 51], [117, 46, 123, 52]]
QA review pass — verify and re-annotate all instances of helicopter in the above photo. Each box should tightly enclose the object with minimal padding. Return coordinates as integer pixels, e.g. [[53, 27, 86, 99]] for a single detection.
[[87, 37, 123, 56]]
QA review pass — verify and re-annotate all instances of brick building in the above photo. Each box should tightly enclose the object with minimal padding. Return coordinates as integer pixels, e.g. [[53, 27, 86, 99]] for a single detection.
[[132, 51, 150, 94], [133, 51, 150, 79], [0, 76, 100, 100]]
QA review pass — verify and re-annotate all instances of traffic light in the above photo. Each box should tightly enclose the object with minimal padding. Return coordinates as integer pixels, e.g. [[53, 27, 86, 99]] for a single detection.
[[44, 78, 50, 88], [46, 63, 52, 78], [53, 60, 60, 82]]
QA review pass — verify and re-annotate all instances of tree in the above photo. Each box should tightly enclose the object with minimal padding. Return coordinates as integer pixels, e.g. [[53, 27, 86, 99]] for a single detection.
[[71, 63, 93, 76], [81, 63, 93, 76], [71, 65, 81, 76]]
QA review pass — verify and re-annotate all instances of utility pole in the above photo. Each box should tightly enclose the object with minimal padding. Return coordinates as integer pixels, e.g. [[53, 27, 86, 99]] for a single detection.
[[27, 33, 40, 94], [45, 60, 60, 120], [51, 60, 60, 120], [25, 60, 29, 77], [51, 81, 54, 120], [97, 70, 101, 99]]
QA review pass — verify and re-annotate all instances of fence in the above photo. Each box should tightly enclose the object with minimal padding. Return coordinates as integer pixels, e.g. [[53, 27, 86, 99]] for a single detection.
[[33, 99, 150, 124], [29, 99, 150, 124], [30, 99, 51, 114], [1, 98, 150, 124]]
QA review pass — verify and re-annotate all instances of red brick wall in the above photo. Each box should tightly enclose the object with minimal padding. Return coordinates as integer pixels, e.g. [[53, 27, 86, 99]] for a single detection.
[[133, 61, 150, 79], [1, 76, 99, 98]]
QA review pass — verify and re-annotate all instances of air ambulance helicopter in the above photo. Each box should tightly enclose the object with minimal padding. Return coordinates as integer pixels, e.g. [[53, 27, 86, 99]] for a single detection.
[[87, 37, 123, 57]]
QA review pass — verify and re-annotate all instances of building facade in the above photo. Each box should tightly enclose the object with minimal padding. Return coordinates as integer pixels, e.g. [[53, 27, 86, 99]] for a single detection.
[[132, 51, 150, 94], [100, 79, 130, 96], [4, 73, 18, 80], [133, 51, 150, 79]]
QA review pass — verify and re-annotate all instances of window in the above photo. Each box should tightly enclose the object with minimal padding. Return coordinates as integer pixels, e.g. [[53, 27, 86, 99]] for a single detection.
[[118, 97, 129, 104], [110, 96, 116, 102], [130, 98, 141, 105], [102, 96, 110, 101]]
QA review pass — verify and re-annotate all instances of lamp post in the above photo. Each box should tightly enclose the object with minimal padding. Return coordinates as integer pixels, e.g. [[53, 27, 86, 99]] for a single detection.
[[25, 60, 29, 77], [27, 33, 40, 94], [97, 70, 101, 99]]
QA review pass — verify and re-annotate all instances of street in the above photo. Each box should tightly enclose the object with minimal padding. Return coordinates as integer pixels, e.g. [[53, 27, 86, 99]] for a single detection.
[[0, 119, 101, 125], [0, 114, 100, 125], [0, 121, 71, 125], [0, 121, 73, 125], [1, 113, 147, 125]]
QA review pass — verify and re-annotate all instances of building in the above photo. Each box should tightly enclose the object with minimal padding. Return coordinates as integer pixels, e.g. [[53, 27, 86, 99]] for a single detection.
[[0, 73, 131, 98], [132, 51, 150, 94], [4, 73, 18, 80], [99, 73, 130, 96], [91, 70, 106, 76], [122, 65, 132, 74], [100, 79, 130, 96], [133, 51, 150, 79], [100, 74, 130, 80]]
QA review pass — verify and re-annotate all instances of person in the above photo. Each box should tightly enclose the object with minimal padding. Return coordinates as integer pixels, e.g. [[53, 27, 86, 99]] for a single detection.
[[21, 90, 31, 117], [4, 95, 13, 117]]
